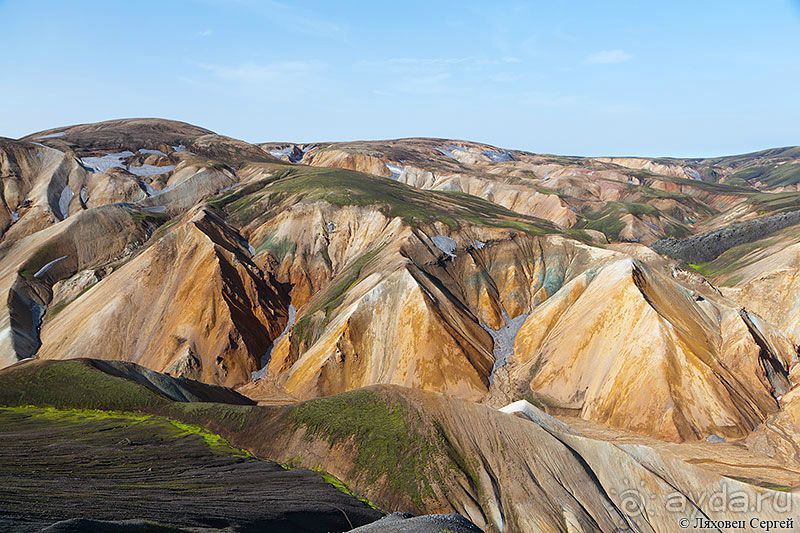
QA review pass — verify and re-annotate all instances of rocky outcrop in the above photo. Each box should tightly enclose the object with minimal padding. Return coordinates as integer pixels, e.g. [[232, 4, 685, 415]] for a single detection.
[[37, 209, 289, 386], [652, 209, 800, 263], [509, 258, 794, 441]]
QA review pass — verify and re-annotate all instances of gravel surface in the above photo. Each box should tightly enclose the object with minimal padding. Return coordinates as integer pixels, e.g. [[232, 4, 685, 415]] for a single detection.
[[0, 407, 381, 532], [348, 512, 482, 532]]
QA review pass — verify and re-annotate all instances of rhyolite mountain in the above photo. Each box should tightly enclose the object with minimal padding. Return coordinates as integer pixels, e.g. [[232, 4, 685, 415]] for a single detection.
[[1, 118, 800, 532]]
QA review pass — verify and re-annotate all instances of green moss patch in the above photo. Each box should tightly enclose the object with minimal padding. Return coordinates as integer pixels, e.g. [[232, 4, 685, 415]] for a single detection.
[[289, 389, 437, 507], [213, 164, 561, 236], [0, 360, 167, 411], [0, 405, 251, 457]]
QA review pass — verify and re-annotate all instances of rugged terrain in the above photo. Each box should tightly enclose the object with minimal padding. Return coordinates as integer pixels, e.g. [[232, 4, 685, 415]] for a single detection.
[[2, 118, 800, 531]]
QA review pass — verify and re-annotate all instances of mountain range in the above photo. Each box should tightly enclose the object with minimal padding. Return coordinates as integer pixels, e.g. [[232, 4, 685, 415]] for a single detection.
[[1, 117, 799, 532]]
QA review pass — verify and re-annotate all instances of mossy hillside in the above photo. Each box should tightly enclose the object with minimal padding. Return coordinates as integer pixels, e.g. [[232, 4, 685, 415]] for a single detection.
[[253, 233, 297, 259], [746, 191, 800, 214], [292, 245, 385, 346], [288, 389, 440, 507], [0, 360, 168, 411], [730, 162, 800, 188], [687, 236, 779, 284], [575, 201, 690, 241], [211, 164, 562, 236], [0, 360, 258, 436], [0, 405, 252, 457]]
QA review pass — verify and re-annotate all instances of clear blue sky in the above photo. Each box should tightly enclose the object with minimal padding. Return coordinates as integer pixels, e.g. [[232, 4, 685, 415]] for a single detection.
[[1, 0, 798, 157]]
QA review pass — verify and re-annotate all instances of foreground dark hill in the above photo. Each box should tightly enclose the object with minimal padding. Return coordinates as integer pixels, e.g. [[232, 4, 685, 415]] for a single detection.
[[1, 359, 797, 532], [0, 359, 382, 532], [0, 406, 381, 532]]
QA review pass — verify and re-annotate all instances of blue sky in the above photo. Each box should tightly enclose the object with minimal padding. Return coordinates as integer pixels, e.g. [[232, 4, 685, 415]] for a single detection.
[[0, 0, 798, 156]]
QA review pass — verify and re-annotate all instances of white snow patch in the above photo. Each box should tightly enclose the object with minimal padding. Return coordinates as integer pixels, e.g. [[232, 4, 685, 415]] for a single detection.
[[684, 167, 702, 181], [436, 145, 459, 159], [483, 309, 529, 383], [58, 185, 74, 219], [269, 146, 294, 158], [482, 150, 513, 162], [471, 240, 486, 250], [269, 145, 306, 163], [138, 148, 167, 156], [385, 162, 404, 180], [252, 304, 297, 380], [36, 131, 66, 140], [326, 222, 336, 232], [139, 181, 159, 197], [33, 256, 68, 279], [499, 400, 577, 435], [80, 151, 134, 173], [128, 164, 175, 177], [432, 235, 457, 258], [79, 186, 89, 204], [172, 144, 188, 153], [31, 304, 46, 337], [11, 211, 19, 223]]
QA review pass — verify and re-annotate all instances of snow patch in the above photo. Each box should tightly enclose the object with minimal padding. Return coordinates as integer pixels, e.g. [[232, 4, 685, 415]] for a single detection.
[[436, 145, 460, 159], [326, 222, 336, 232], [499, 400, 577, 435], [432, 235, 457, 258], [58, 185, 74, 219], [385, 162, 404, 180], [11, 211, 19, 223], [33, 256, 68, 279], [269, 145, 306, 163], [705, 434, 726, 443], [471, 240, 485, 250], [139, 181, 159, 197], [31, 304, 46, 338], [79, 186, 88, 204], [138, 148, 167, 156], [172, 144, 188, 153], [482, 150, 513, 162], [252, 304, 297, 380], [269, 146, 294, 158], [483, 309, 529, 383], [128, 164, 175, 177], [684, 167, 702, 181], [36, 131, 66, 140], [80, 151, 134, 173]]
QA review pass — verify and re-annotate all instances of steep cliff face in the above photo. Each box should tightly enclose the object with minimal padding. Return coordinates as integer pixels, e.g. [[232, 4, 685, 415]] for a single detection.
[[0, 204, 164, 368], [509, 258, 793, 441], [38, 209, 289, 386], [0, 138, 88, 241]]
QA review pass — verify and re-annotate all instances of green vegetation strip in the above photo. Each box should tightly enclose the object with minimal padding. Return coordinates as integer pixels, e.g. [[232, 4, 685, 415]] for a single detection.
[[0, 405, 252, 457], [289, 389, 436, 507], [211, 164, 561, 236]]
